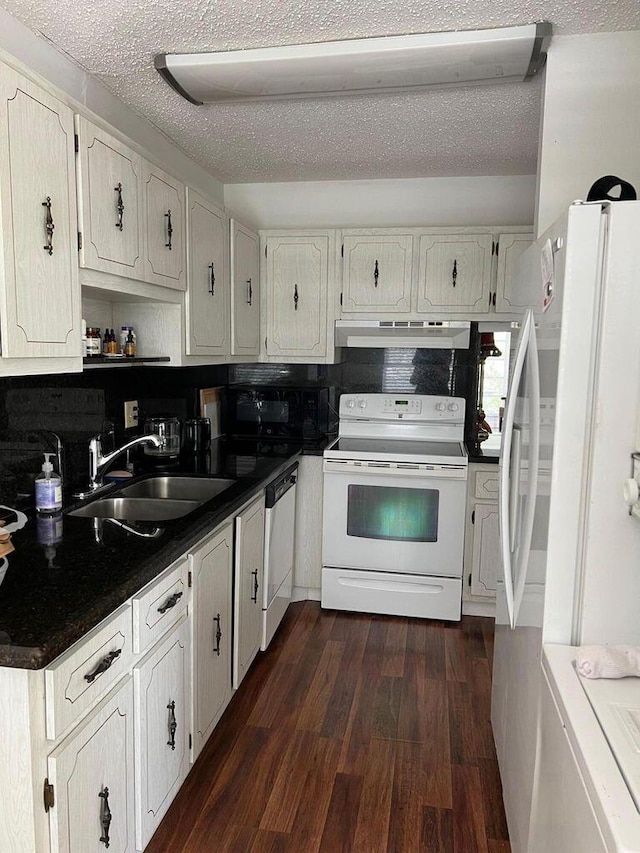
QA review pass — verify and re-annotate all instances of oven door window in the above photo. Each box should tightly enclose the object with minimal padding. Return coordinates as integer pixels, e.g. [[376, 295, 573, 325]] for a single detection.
[[347, 484, 439, 543]]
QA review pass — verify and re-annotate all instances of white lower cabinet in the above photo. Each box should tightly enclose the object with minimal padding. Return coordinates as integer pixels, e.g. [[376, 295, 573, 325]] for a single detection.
[[463, 464, 500, 611], [0, 487, 276, 853], [190, 522, 234, 761], [47, 676, 136, 853], [233, 495, 265, 689], [133, 617, 190, 850]]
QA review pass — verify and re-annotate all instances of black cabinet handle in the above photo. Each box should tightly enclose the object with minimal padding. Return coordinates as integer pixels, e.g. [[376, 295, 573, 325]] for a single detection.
[[42, 197, 54, 255], [452, 258, 458, 288], [99, 787, 112, 848], [157, 591, 183, 614], [247, 278, 253, 306], [114, 183, 124, 231], [165, 209, 173, 250], [251, 569, 259, 603], [208, 262, 215, 295], [293, 284, 299, 311], [374, 259, 379, 288], [213, 613, 222, 655], [167, 700, 177, 750], [84, 648, 122, 683]]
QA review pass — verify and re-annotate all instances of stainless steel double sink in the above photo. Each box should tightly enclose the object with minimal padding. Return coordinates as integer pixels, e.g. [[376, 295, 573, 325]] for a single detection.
[[69, 476, 236, 522]]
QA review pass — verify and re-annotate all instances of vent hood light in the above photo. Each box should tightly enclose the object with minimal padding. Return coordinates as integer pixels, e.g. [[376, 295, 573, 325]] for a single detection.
[[155, 23, 551, 105], [335, 320, 471, 349]]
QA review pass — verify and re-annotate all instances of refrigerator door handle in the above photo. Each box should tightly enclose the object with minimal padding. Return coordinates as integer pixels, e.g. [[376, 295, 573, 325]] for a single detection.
[[513, 317, 541, 624], [499, 309, 533, 629], [509, 427, 522, 554]]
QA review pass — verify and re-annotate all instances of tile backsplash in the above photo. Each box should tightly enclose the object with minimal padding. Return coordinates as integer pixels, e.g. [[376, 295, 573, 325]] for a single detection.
[[0, 334, 479, 504]]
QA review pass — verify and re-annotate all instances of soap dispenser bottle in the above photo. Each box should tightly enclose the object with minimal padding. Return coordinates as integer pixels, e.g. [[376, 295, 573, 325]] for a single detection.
[[35, 453, 62, 514]]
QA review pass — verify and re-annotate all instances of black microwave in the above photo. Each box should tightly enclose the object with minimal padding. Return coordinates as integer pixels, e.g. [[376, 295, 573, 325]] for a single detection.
[[226, 386, 332, 441]]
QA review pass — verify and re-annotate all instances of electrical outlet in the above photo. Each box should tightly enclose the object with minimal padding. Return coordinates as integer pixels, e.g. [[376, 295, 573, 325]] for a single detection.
[[124, 400, 138, 430]]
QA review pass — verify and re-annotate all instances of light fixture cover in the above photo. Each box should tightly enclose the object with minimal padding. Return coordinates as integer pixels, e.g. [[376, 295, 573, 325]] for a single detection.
[[155, 23, 551, 106]]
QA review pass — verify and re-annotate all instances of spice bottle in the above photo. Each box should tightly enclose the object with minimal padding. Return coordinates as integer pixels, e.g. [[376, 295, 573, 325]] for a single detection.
[[86, 327, 101, 357], [107, 329, 118, 355], [124, 329, 137, 357]]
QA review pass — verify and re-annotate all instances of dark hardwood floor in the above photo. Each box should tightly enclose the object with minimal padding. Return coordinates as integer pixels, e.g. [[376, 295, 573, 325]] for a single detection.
[[146, 602, 510, 853]]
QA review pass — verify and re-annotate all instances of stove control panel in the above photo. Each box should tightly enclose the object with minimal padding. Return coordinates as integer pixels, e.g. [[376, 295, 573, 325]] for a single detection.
[[339, 394, 465, 421], [382, 398, 422, 414]]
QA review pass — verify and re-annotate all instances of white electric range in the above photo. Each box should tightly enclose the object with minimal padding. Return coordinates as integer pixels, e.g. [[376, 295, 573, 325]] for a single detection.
[[321, 393, 468, 621]]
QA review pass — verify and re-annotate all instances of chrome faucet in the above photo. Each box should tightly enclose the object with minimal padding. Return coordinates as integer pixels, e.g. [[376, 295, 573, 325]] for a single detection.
[[74, 432, 163, 499]]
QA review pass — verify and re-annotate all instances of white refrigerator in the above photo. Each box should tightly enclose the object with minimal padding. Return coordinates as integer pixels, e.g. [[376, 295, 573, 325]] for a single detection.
[[491, 200, 640, 853]]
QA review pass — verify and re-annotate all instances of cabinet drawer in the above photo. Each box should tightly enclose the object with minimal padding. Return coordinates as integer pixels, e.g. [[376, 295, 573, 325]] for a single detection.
[[132, 556, 189, 655], [475, 470, 499, 500], [45, 604, 133, 741]]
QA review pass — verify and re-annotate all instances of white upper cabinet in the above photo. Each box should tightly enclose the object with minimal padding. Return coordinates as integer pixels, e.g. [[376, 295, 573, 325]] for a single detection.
[[494, 232, 534, 314], [185, 188, 229, 356], [230, 219, 260, 356], [416, 233, 494, 313], [143, 161, 186, 290], [342, 231, 413, 313], [76, 116, 145, 281], [263, 232, 332, 359], [0, 64, 80, 358]]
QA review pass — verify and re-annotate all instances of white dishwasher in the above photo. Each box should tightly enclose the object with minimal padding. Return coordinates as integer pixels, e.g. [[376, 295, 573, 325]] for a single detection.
[[261, 461, 298, 650]]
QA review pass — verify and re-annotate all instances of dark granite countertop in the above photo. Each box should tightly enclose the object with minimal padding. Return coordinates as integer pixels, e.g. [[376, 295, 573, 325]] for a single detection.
[[465, 440, 501, 465], [0, 437, 323, 670]]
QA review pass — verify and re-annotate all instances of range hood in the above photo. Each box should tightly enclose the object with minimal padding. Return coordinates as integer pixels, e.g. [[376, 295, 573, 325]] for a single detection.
[[335, 320, 470, 349]]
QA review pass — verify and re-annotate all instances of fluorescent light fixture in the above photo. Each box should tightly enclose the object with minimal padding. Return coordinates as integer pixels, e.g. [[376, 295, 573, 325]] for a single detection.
[[155, 23, 551, 106]]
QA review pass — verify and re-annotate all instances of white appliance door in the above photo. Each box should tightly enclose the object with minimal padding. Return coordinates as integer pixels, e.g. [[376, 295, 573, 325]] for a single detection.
[[322, 463, 466, 577], [263, 484, 296, 608], [498, 308, 540, 629]]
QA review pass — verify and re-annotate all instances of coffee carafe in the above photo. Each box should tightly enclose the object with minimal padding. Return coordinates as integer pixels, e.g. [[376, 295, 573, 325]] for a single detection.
[[143, 416, 182, 459]]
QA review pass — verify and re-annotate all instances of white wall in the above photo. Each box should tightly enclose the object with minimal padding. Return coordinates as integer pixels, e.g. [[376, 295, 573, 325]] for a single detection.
[[0, 7, 224, 204], [225, 175, 536, 229], [536, 31, 640, 236]]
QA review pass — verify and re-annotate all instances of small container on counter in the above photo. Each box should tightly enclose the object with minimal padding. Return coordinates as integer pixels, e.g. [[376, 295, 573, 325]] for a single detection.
[[85, 327, 101, 357], [120, 326, 136, 356], [35, 453, 62, 514], [124, 329, 137, 357]]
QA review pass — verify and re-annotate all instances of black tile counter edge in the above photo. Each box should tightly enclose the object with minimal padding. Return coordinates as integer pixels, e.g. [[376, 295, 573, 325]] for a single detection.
[[0, 452, 301, 670], [465, 441, 500, 464]]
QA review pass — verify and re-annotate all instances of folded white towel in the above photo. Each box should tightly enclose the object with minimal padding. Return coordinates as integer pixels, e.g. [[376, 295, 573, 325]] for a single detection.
[[575, 645, 640, 679]]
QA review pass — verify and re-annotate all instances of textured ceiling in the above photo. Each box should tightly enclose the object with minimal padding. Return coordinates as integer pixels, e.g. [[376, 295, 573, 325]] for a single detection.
[[3, 0, 640, 183]]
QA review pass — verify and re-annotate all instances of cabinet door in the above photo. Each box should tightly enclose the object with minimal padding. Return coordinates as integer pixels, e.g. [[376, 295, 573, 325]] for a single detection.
[[185, 188, 229, 355], [342, 233, 412, 313], [143, 161, 186, 290], [233, 495, 265, 689], [0, 65, 80, 358], [47, 677, 135, 853], [416, 233, 493, 313], [134, 617, 190, 850], [494, 233, 534, 313], [191, 522, 233, 760], [76, 116, 145, 280], [230, 219, 260, 356], [470, 503, 501, 598], [265, 235, 328, 358]]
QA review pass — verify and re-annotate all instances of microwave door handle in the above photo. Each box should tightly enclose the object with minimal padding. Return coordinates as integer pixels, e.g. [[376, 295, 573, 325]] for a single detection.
[[499, 309, 533, 629]]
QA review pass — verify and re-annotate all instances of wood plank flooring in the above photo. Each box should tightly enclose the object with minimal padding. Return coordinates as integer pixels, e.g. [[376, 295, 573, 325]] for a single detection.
[[146, 603, 510, 853]]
